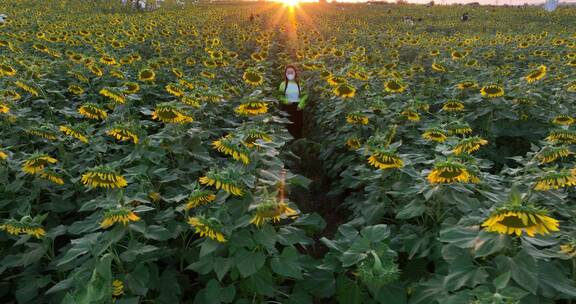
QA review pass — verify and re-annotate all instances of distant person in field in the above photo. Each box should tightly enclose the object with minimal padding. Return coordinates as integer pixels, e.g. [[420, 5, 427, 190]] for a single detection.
[[279, 65, 308, 139], [461, 12, 470, 22]]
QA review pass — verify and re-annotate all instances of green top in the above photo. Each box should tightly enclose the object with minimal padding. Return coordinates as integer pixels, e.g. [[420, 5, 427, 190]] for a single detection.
[[278, 80, 308, 110]]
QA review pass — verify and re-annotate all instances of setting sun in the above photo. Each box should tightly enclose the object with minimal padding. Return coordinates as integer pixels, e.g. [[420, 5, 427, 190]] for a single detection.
[[281, 0, 300, 7]]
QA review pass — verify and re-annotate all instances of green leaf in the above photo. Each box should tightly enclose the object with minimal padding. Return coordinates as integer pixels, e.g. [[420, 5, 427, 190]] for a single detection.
[[202, 279, 236, 304], [299, 269, 335, 298], [270, 247, 303, 279], [340, 237, 370, 267], [538, 262, 576, 298], [125, 264, 150, 296], [74, 253, 113, 304], [337, 224, 359, 240], [438, 225, 478, 249], [360, 224, 390, 242], [157, 269, 182, 303], [511, 251, 538, 294], [143, 225, 173, 241], [234, 249, 266, 278], [213, 257, 233, 281], [57, 233, 101, 266], [443, 255, 489, 291], [200, 238, 221, 257], [396, 199, 426, 219], [473, 231, 508, 258], [371, 282, 407, 304], [253, 225, 277, 252], [336, 275, 364, 304], [493, 271, 511, 290], [293, 213, 326, 232], [242, 268, 275, 297]]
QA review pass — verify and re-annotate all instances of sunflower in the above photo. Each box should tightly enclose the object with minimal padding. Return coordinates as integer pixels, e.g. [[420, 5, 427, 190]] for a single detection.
[[199, 169, 243, 196], [346, 113, 369, 125], [38, 170, 65, 185], [188, 216, 226, 242], [320, 70, 332, 79], [165, 83, 184, 97], [451, 51, 466, 60], [33, 43, 49, 53], [112, 280, 124, 297], [536, 146, 571, 164], [346, 137, 362, 150], [534, 170, 576, 191], [442, 100, 465, 112], [465, 59, 478, 67], [99, 88, 125, 104], [384, 80, 406, 93], [25, 127, 58, 141], [422, 129, 447, 143], [22, 154, 58, 175], [68, 84, 85, 95], [546, 130, 576, 144], [0, 64, 16, 76], [482, 205, 559, 237], [235, 101, 268, 116], [0, 219, 45, 239], [242, 70, 264, 86], [453, 136, 488, 155], [138, 69, 155, 81], [431, 62, 447, 72], [250, 201, 298, 227], [178, 79, 195, 90], [122, 82, 140, 94], [78, 103, 107, 120], [99, 55, 117, 66], [172, 68, 184, 78], [428, 161, 472, 184], [480, 84, 505, 98], [0, 102, 9, 114], [100, 208, 140, 229], [524, 65, 547, 83], [59, 125, 89, 143], [243, 129, 272, 148], [181, 95, 201, 108], [106, 126, 139, 144], [333, 83, 356, 98], [110, 70, 125, 79], [401, 110, 420, 122], [1, 90, 21, 101], [151, 104, 193, 124], [327, 76, 347, 86], [200, 70, 215, 79], [88, 65, 104, 77], [212, 135, 250, 164], [368, 150, 403, 170], [558, 244, 576, 260], [14, 81, 39, 97], [552, 115, 574, 126], [185, 189, 216, 210], [81, 166, 128, 189]]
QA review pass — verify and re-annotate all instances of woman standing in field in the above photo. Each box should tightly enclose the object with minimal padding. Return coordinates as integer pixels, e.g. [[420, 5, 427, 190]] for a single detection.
[[278, 65, 307, 139]]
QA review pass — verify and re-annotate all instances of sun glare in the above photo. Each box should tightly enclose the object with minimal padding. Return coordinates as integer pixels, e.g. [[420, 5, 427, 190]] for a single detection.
[[282, 0, 299, 7]]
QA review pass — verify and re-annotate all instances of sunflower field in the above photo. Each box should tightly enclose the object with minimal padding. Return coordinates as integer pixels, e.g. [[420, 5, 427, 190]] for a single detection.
[[1, 0, 576, 303]]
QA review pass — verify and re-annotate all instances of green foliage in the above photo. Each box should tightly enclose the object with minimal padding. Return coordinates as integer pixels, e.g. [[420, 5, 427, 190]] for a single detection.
[[1, 1, 576, 303]]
